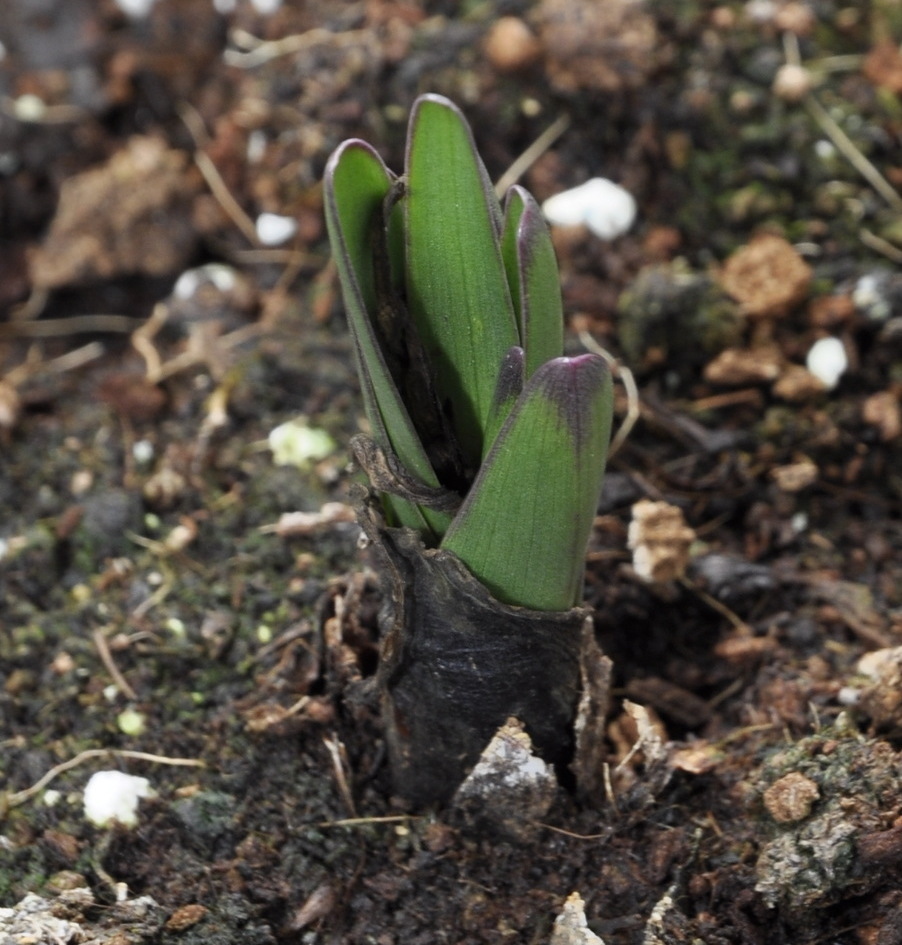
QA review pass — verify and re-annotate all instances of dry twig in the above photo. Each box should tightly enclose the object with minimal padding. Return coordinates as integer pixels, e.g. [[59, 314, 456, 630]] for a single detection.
[[92, 628, 139, 701], [179, 101, 260, 244], [494, 113, 571, 197], [578, 330, 640, 459], [4, 748, 205, 811], [224, 26, 374, 69]]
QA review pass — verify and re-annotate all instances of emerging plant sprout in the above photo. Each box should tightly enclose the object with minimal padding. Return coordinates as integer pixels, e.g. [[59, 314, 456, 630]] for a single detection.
[[324, 94, 613, 805]]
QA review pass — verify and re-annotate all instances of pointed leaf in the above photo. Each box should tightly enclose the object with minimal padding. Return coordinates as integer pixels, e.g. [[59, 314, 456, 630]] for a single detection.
[[323, 139, 451, 538], [404, 94, 519, 467], [502, 186, 564, 378], [441, 354, 614, 611], [500, 187, 527, 337], [483, 345, 524, 452]]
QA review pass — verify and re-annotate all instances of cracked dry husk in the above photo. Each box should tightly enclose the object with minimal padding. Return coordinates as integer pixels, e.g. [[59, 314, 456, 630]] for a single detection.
[[355, 488, 610, 807]]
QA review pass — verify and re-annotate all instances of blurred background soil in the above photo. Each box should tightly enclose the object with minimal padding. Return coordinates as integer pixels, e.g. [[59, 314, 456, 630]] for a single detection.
[[1, 1, 901, 943]]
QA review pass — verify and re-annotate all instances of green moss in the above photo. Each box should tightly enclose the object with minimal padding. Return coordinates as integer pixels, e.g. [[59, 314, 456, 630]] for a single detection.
[[617, 262, 743, 373]]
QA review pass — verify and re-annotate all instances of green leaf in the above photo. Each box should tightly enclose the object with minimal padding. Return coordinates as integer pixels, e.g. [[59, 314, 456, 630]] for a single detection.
[[441, 354, 614, 611], [483, 345, 524, 452], [323, 139, 451, 538], [501, 186, 564, 378], [404, 94, 519, 467]]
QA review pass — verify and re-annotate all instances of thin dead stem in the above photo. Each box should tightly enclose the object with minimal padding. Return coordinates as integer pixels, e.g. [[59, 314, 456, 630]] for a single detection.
[[5, 342, 105, 388], [532, 822, 609, 841], [578, 330, 639, 458], [131, 302, 261, 385], [179, 102, 260, 244], [323, 735, 357, 818], [316, 815, 419, 828], [224, 26, 374, 69], [679, 576, 751, 633], [781, 31, 902, 215], [92, 628, 138, 701], [860, 228, 902, 264], [494, 113, 571, 198], [5, 748, 205, 810], [0, 314, 144, 338]]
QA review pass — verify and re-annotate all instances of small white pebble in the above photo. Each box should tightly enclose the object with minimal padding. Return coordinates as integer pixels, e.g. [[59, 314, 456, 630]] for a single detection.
[[542, 185, 591, 227], [256, 212, 297, 246], [853, 273, 891, 321], [83, 771, 155, 828], [806, 337, 847, 389], [247, 129, 267, 163], [114, 0, 158, 18], [43, 789, 62, 807], [249, 0, 282, 15], [745, 0, 777, 23], [173, 263, 237, 299], [132, 439, 154, 464], [14, 94, 47, 122], [542, 178, 636, 240], [70, 469, 94, 496], [853, 273, 879, 305], [206, 263, 237, 292], [173, 269, 201, 300], [772, 63, 813, 102], [552, 892, 605, 945]]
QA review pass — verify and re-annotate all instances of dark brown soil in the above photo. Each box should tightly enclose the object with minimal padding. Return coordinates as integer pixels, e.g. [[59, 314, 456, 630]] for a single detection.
[[2, 1, 901, 943]]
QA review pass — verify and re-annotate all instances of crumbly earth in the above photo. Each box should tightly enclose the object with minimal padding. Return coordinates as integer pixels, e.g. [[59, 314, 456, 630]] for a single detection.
[[1, 1, 901, 943]]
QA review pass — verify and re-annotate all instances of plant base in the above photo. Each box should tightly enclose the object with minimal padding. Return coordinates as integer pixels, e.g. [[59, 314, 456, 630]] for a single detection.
[[357, 493, 610, 807]]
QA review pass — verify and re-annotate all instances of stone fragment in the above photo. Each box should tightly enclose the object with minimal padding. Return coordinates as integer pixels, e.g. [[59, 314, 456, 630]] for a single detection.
[[0, 888, 162, 944], [83, 770, 155, 828], [862, 390, 901, 441], [808, 294, 855, 329], [806, 337, 848, 389], [770, 456, 818, 492], [627, 500, 695, 583], [857, 647, 902, 733], [618, 263, 742, 370], [763, 772, 820, 823], [755, 734, 902, 910], [720, 234, 812, 318], [863, 40, 902, 95], [550, 892, 606, 945], [772, 364, 827, 401], [164, 904, 208, 932], [483, 17, 541, 72], [543, 179, 636, 240], [452, 717, 557, 841], [773, 63, 813, 102], [773, 2, 817, 35], [703, 345, 784, 385]]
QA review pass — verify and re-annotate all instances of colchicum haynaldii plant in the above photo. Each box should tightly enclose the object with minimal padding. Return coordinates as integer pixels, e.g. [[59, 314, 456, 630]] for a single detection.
[[324, 94, 613, 805]]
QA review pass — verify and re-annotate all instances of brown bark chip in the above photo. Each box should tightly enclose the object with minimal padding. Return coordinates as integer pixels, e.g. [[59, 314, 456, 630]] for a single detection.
[[29, 136, 201, 290]]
